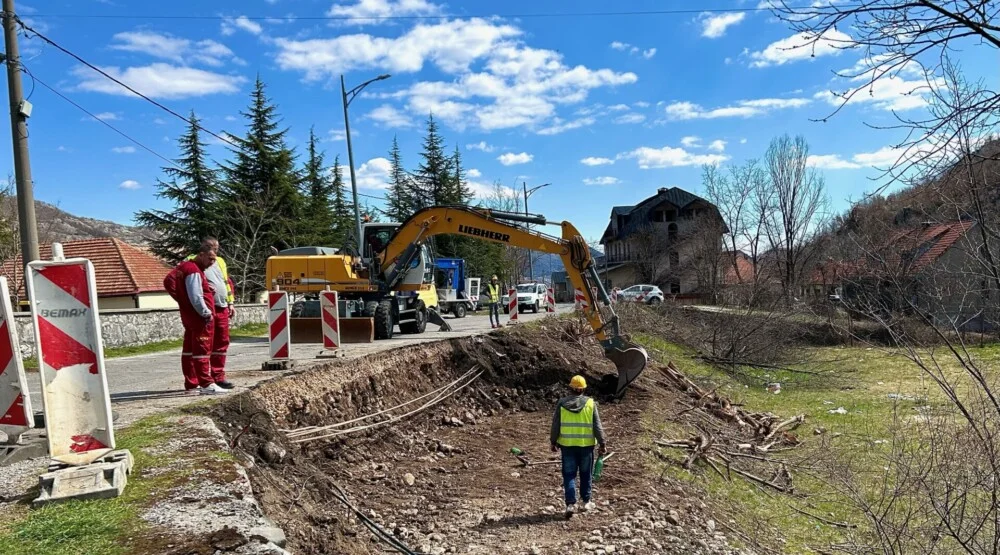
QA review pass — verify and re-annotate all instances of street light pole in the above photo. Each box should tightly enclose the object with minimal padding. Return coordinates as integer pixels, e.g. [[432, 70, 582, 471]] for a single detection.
[[341, 73, 390, 259], [522, 181, 551, 281]]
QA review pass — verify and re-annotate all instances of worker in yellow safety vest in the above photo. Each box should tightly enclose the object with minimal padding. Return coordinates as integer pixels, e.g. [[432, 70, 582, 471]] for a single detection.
[[550, 375, 607, 518], [486, 274, 503, 329], [185, 237, 236, 390]]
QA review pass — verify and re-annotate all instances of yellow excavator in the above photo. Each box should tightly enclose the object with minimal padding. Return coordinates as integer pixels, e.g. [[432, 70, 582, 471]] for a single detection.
[[265, 205, 648, 395]]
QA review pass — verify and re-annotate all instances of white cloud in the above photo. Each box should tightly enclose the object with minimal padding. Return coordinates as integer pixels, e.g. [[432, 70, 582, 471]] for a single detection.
[[750, 29, 853, 68], [327, 0, 442, 23], [74, 64, 246, 99], [700, 12, 745, 39], [56, 145, 70, 152], [851, 146, 906, 167], [622, 145, 729, 169], [610, 41, 656, 59], [467, 168, 482, 178], [537, 117, 595, 135], [642, 48, 657, 59], [634, 101, 650, 108], [610, 41, 629, 51], [356, 157, 393, 189], [708, 139, 727, 152], [221, 15, 263, 36], [665, 97, 810, 119], [111, 146, 136, 154], [86, 112, 119, 122], [328, 129, 347, 141], [224, 115, 238, 122], [807, 154, 861, 169], [153, 118, 167, 125], [467, 141, 495, 152], [498, 152, 533, 166], [276, 19, 636, 133], [740, 138, 748, 144], [368, 104, 414, 127], [816, 74, 939, 111], [110, 31, 241, 67], [608, 104, 630, 112], [680, 136, 701, 148], [119, 179, 141, 190], [583, 176, 620, 186], [614, 113, 646, 124], [581, 156, 614, 166]]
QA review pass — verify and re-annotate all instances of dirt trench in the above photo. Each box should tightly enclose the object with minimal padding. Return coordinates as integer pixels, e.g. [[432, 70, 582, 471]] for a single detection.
[[209, 322, 744, 555]]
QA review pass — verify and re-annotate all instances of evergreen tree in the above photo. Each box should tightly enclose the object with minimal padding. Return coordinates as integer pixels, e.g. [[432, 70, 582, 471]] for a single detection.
[[301, 127, 335, 246], [413, 115, 452, 208], [385, 136, 412, 221], [330, 157, 352, 248], [217, 77, 302, 298], [136, 112, 218, 262], [449, 145, 472, 204]]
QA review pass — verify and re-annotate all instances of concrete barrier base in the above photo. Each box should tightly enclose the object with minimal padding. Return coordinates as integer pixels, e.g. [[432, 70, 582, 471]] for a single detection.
[[34, 449, 134, 506]]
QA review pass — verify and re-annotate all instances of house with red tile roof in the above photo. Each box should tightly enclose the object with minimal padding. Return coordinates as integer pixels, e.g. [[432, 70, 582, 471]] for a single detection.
[[0, 238, 175, 311]]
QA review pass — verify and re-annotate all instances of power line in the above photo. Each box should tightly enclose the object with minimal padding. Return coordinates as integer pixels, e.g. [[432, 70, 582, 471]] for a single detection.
[[21, 6, 808, 21], [26, 68, 183, 171], [14, 16, 241, 151]]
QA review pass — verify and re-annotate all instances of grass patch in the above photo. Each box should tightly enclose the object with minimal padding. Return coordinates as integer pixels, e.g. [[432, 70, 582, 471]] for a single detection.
[[230, 322, 267, 338], [634, 333, 972, 553]]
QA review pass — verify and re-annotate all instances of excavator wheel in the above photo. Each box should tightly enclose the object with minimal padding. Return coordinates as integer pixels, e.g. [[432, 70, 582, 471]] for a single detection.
[[374, 300, 394, 340], [399, 301, 428, 334]]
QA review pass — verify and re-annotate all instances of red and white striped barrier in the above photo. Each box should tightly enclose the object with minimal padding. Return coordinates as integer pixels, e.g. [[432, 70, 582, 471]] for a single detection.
[[635, 291, 648, 303], [27, 254, 115, 465], [268, 291, 290, 360], [0, 277, 32, 443], [320, 290, 341, 351], [546, 287, 555, 313], [507, 288, 518, 323], [574, 288, 589, 311]]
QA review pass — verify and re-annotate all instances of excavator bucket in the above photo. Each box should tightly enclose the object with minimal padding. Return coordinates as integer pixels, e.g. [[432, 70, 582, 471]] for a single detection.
[[605, 342, 649, 397], [340, 317, 375, 343]]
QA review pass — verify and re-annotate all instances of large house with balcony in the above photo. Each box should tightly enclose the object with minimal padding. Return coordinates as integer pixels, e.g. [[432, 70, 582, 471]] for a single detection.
[[597, 187, 725, 297]]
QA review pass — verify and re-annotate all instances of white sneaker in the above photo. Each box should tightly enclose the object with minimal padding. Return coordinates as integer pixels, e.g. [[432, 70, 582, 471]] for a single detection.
[[564, 504, 576, 518], [583, 501, 596, 512], [200, 383, 230, 395]]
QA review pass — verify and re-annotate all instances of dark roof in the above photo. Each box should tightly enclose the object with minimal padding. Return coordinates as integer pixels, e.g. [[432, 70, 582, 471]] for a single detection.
[[602, 187, 717, 242], [1, 238, 171, 299]]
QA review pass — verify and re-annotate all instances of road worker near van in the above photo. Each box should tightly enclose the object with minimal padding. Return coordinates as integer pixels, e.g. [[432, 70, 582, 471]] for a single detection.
[[550, 375, 607, 518], [186, 237, 235, 390], [487, 275, 503, 329]]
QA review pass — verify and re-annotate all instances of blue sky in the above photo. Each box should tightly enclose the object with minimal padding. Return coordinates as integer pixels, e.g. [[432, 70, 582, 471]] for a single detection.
[[6, 0, 996, 242]]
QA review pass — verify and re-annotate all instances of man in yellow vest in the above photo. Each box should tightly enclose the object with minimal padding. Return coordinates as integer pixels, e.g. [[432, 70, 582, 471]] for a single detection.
[[486, 274, 503, 329], [550, 375, 607, 518], [186, 237, 236, 390]]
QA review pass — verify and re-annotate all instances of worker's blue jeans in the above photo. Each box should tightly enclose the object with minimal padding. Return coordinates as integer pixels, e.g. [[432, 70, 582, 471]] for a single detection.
[[488, 302, 501, 325], [560, 446, 594, 506]]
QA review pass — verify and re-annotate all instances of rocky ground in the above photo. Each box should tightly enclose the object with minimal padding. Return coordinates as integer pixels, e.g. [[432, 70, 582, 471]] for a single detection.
[[211, 319, 767, 554]]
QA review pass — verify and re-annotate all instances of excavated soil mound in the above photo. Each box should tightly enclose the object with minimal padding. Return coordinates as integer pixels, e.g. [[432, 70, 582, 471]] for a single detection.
[[210, 321, 748, 554]]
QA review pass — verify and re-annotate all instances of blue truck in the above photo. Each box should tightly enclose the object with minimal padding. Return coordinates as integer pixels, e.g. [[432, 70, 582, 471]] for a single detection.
[[433, 258, 481, 318]]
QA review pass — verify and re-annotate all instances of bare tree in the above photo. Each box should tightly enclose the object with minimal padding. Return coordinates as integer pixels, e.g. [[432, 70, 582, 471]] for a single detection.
[[221, 192, 278, 302], [763, 135, 830, 303], [478, 182, 526, 284]]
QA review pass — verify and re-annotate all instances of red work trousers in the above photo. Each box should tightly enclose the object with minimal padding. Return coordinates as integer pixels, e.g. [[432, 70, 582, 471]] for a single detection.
[[211, 306, 230, 383], [182, 317, 215, 389]]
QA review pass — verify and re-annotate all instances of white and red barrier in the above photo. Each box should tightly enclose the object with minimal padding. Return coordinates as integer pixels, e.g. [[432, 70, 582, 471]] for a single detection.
[[27, 255, 114, 465], [320, 290, 341, 351], [574, 288, 589, 311], [0, 277, 32, 443], [268, 291, 290, 360], [507, 288, 518, 323], [546, 287, 555, 313]]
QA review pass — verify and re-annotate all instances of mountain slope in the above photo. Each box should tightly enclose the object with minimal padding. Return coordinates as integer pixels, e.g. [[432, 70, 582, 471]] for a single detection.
[[2, 199, 157, 246]]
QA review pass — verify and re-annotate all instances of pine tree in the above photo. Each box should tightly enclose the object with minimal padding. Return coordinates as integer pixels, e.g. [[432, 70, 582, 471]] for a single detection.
[[449, 145, 472, 204], [301, 127, 335, 246], [385, 136, 412, 222], [136, 112, 218, 263], [413, 115, 452, 208], [330, 157, 352, 248], [217, 77, 302, 298]]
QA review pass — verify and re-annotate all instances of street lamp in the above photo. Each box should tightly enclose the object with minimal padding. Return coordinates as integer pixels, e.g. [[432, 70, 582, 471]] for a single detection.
[[522, 182, 551, 280], [341, 73, 391, 258]]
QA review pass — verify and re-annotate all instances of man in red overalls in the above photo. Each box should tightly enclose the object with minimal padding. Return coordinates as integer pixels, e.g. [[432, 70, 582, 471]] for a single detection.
[[177, 244, 229, 395]]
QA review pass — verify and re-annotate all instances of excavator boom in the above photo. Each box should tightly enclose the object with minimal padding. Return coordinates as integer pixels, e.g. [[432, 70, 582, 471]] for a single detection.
[[379, 206, 648, 395]]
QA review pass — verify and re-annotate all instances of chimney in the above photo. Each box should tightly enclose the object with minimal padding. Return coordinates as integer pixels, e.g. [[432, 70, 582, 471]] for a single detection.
[[657, 187, 668, 194]]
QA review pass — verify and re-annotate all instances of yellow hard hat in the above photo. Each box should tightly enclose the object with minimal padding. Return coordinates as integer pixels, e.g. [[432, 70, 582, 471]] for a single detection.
[[491, 275, 498, 281], [569, 375, 587, 390]]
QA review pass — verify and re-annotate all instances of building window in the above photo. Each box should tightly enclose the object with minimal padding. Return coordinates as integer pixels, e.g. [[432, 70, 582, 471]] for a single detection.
[[666, 210, 677, 222], [670, 281, 680, 294], [668, 223, 678, 242]]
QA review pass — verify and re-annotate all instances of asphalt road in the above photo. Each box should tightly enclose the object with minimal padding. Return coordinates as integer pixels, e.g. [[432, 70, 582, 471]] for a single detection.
[[23, 303, 575, 426]]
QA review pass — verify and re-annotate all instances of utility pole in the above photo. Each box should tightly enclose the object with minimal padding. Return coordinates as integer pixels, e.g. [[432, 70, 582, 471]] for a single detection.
[[340, 73, 390, 259], [2, 0, 38, 267], [522, 181, 551, 281]]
